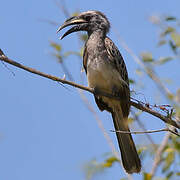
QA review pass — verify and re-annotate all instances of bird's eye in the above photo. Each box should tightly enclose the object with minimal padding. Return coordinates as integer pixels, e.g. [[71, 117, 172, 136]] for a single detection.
[[85, 15, 91, 21]]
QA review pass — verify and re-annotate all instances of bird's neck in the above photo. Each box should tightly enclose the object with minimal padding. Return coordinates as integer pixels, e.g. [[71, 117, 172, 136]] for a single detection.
[[87, 29, 106, 50], [88, 29, 106, 42]]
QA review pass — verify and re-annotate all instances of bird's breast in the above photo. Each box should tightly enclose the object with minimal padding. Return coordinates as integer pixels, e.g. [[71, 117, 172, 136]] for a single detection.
[[86, 56, 123, 93]]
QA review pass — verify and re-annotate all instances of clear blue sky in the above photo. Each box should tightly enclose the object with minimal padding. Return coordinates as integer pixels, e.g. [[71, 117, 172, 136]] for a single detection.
[[0, 0, 180, 180]]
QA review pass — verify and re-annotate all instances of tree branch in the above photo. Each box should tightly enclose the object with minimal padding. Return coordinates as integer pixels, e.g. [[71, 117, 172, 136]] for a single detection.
[[130, 101, 179, 129], [111, 128, 180, 136], [0, 49, 180, 130]]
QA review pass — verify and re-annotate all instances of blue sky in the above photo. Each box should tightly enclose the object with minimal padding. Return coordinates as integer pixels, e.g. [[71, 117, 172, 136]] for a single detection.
[[0, 0, 180, 180]]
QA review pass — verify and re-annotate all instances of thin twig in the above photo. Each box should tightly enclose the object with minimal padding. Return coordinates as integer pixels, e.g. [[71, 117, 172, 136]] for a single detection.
[[0, 49, 180, 130], [111, 128, 179, 136], [132, 111, 157, 150], [150, 132, 171, 177], [130, 101, 179, 129], [1, 60, 15, 76]]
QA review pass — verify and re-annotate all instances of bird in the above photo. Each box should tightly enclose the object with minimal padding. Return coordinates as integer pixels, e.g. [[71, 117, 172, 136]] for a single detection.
[[57, 10, 141, 174]]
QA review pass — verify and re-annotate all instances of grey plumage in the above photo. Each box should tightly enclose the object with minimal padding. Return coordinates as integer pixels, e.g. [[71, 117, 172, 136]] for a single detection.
[[57, 10, 141, 174]]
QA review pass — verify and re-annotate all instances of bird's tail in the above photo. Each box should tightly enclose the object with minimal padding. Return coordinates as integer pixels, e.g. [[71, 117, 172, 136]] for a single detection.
[[112, 107, 141, 174]]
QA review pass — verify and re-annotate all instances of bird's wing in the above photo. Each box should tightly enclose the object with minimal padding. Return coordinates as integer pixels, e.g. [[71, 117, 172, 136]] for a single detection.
[[83, 37, 130, 117], [105, 37, 129, 86], [104, 37, 130, 117]]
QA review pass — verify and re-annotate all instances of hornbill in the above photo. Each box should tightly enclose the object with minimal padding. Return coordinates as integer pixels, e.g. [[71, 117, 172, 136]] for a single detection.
[[57, 10, 141, 174]]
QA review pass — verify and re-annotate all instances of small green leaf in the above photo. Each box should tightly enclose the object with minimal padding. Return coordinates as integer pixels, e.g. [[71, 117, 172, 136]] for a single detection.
[[106, 156, 118, 163], [102, 156, 119, 168], [51, 52, 63, 63], [166, 171, 173, 178], [71, 12, 79, 17], [169, 40, 177, 54], [50, 42, 61, 52], [102, 162, 112, 168], [165, 16, 177, 21], [158, 39, 167, 46], [128, 117, 134, 124], [156, 57, 173, 65], [143, 172, 152, 180], [83, 159, 105, 180], [172, 136, 180, 151], [167, 93, 174, 100], [161, 27, 175, 37], [162, 148, 175, 172], [135, 68, 143, 76], [80, 47, 84, 57], [141, 52, 154, 62], [137, 146, 147, 156], [171, 32, 180, 47], [55, 54, 63, 63], [129, 78, 135, 84], [80, 34, 88, 42]]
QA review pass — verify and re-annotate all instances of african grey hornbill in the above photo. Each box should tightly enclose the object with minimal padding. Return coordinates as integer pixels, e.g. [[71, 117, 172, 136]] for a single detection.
[[57, 10, 141, 173]]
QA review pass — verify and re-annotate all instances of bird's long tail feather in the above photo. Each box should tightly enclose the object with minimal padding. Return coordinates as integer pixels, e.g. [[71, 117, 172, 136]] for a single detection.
[[112, 107, 141, 174]]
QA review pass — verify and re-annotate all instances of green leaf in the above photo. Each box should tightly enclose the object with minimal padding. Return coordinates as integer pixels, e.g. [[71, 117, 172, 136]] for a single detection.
[[102, 156, 119, 168], [83, 159, 105, 180], [156, 57, 173, 65], [166, 171, 173, 178], [128, 117, 134, 124], [137, 146, 147, 156], [141, 52, 154, 62], [167, 93, 174, 100], [172, 136, 180, 151], [135, 68, 143, 76], [53, 53, 63, 63], [50, 42, 61, 52], [161, 27, 175, 37], [83, 156, 119, 180], [169, 40, 177, 54], [165, 16, 177, 21], [80, 47, 84, 57], [162, 148, 175, 172], [63, 51, 80, 58], [80, 34, 88, 42], [143, 172, 152, 180], [129, 78, 135, 84], [71, 12, 79, 17], [51, 52, 63, 63], [171, 32, 180, 47], [158, 39, 167, 46]]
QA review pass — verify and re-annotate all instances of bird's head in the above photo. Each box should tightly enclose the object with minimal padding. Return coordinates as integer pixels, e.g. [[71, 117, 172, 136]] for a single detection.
[[57, 10, 110, 39]]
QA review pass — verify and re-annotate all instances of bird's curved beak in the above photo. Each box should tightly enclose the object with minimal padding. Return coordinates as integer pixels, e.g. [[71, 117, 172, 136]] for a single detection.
[[57, 16, 87, 39]]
